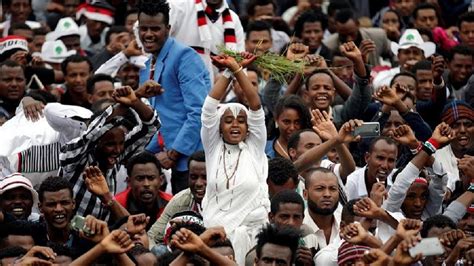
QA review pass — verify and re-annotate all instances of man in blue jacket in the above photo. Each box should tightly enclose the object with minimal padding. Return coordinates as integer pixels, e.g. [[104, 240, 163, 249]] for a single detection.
[[137, 0, 211, 194]]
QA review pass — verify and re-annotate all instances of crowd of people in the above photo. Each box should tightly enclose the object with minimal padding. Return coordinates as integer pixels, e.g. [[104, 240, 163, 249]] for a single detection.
[[0, 0, 473, 265]]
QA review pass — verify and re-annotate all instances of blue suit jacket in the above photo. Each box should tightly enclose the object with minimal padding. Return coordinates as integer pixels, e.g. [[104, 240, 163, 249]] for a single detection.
[[141, 37, 211, 171]]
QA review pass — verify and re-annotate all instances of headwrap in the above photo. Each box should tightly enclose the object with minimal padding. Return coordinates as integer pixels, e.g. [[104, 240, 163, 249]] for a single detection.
[[337, 241, 371, 265], [441, 100, 474, 126]]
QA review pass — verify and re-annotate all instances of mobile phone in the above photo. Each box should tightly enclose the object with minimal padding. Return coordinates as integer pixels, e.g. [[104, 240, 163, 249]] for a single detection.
[[352, 122, 380, 138], [409, 237, 445, 257], [70, 215, 93, 235]]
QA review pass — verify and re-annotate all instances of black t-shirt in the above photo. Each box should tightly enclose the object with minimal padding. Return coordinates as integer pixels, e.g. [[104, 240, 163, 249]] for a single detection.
[[25, 66, 55, 90]]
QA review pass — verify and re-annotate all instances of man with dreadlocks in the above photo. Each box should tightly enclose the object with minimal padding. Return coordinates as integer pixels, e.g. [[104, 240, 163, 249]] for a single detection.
[[168, 0, 245, 81], [137, 0, 211, 194]]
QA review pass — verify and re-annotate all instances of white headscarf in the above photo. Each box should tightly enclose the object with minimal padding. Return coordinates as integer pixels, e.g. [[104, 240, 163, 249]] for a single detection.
[[217, 103, 249, 149]]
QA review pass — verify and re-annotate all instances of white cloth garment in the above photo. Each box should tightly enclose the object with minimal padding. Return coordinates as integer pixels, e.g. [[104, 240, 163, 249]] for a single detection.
[[168, 0, 245, 81], [201, 96, 269, 265], [303, 205, 342, 250], [345, 166, 396, 201], [434, 145, 460, 192]]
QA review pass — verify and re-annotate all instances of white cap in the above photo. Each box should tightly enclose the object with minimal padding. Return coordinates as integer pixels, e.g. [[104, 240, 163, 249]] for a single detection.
[[391, 29, 436, 57], [47, 17, 80, 41], [40, 40, 76, 63], [0, 173, 39, 206]]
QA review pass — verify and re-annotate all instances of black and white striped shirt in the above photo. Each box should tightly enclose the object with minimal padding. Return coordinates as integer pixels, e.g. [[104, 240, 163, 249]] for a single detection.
[[59, 105, 159, 221]]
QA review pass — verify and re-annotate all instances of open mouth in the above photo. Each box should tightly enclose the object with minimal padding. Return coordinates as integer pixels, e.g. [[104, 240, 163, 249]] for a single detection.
[[12, 207, 25, 216], [141, 191, 154, 200], [458, 136, 470, 146], [375, 170, 389, 180], [143, 39, 155, 49], [194, 188, 205, 198], [53, 214, 66, 224], [107, 155, 119, 165], [230, 130, 241, 137], [315, 96, 328, 104]]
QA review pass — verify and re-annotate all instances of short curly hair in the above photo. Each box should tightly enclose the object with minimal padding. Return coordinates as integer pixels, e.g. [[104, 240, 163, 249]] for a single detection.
[[255, 224, 300, 262], [137, 0, 170, 25], [38, 176, 73, 203]]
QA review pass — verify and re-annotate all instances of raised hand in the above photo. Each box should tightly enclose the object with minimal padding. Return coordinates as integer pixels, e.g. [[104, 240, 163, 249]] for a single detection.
[[393, 236, 422, 265], [171, 227, 205, 253], [370, 182, 387, 207], [211, 54, 240, 72], [392, 125, 419, 149], [431, 55, 444, 84], [199, 226, 227, 247], [22, 96, 45, 122], [123, 40, 143, 58], [339, 41, 363, 63], [286, 42, 309, 61], [100, 230, 134, 254], [439, 229, 466, 248], [431, 122, 455, 147], [239, 51, 257, 68], [340, 222, 369, 244], [80, 215, 110, 243], [458, 155, 474, 180], [303, 54, 326, 75], [135, 80, 164, 98], [112, 86, 139, 106], [359, 39, 376, 64], [362, 249, 391, 266], [311, 109, 337, 141], [445, 236, 474, 265], [295, 246, 313, 266], [373, 85, 401, 106], [338, 119, 364, 143], [155, 151, 175, 170], [352, 197, 384, 219], [83, 166, 110, 197], [123, 213, 150, 235], [396, 219, 422, 240]]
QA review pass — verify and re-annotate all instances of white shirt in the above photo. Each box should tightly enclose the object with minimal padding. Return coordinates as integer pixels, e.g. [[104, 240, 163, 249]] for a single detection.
[[434, 145, 460, 192], [345, 166, 396, 201], [168, 0, 245, 81], [303, 205, 342, 250], [313, 239, 342, 266]]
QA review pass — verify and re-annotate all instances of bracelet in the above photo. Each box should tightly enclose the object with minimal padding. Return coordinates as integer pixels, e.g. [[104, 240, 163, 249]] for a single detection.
[[410, 142, 422, 155], [421, 142, 436, 155], [232, 65, 243, 75], [426, 138, 440, 149], [468, 183, 474, 193], [102, 198, 115, 208], [222, 69, 233, 79]]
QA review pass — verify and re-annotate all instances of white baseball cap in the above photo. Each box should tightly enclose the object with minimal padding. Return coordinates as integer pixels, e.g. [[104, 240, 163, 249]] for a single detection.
[[391, 29, 436, 57], [40, 40, 76, 63]]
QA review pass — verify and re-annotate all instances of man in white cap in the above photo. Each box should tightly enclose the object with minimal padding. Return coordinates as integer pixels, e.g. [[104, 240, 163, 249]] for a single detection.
[[78, 0, 115, 56], [47, 17, 85, 56], [0, 173, 39, 221], [373, 29, 436, 90], [38, 40, 76, 71]]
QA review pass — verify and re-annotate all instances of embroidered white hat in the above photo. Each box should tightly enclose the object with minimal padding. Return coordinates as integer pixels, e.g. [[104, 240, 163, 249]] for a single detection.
[[0, 173, 39, 206], [46, 17, 80, 41], [39, 40, 76, 63], [83, 2, 115, 25], [0, 35, 28, 55], [391, 29, 436, 57]]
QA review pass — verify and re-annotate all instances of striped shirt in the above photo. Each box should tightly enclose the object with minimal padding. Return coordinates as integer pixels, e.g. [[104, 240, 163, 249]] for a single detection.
[[59, 105, 159, 221]]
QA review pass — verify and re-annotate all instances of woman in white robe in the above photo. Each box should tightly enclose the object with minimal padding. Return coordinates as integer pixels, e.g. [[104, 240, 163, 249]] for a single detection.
[[200, 52, 270, 264]]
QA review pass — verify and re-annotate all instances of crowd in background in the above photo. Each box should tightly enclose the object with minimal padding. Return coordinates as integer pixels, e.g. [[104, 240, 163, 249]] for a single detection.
[[0, 0, 474, 265]]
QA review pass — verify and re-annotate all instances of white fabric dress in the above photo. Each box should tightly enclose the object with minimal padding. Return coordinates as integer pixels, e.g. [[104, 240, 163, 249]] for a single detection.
[[201, 96, 270, 265]]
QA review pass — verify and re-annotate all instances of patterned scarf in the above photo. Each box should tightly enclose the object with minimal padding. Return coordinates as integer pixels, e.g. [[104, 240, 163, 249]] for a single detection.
[[195, 0, 236, 52]]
